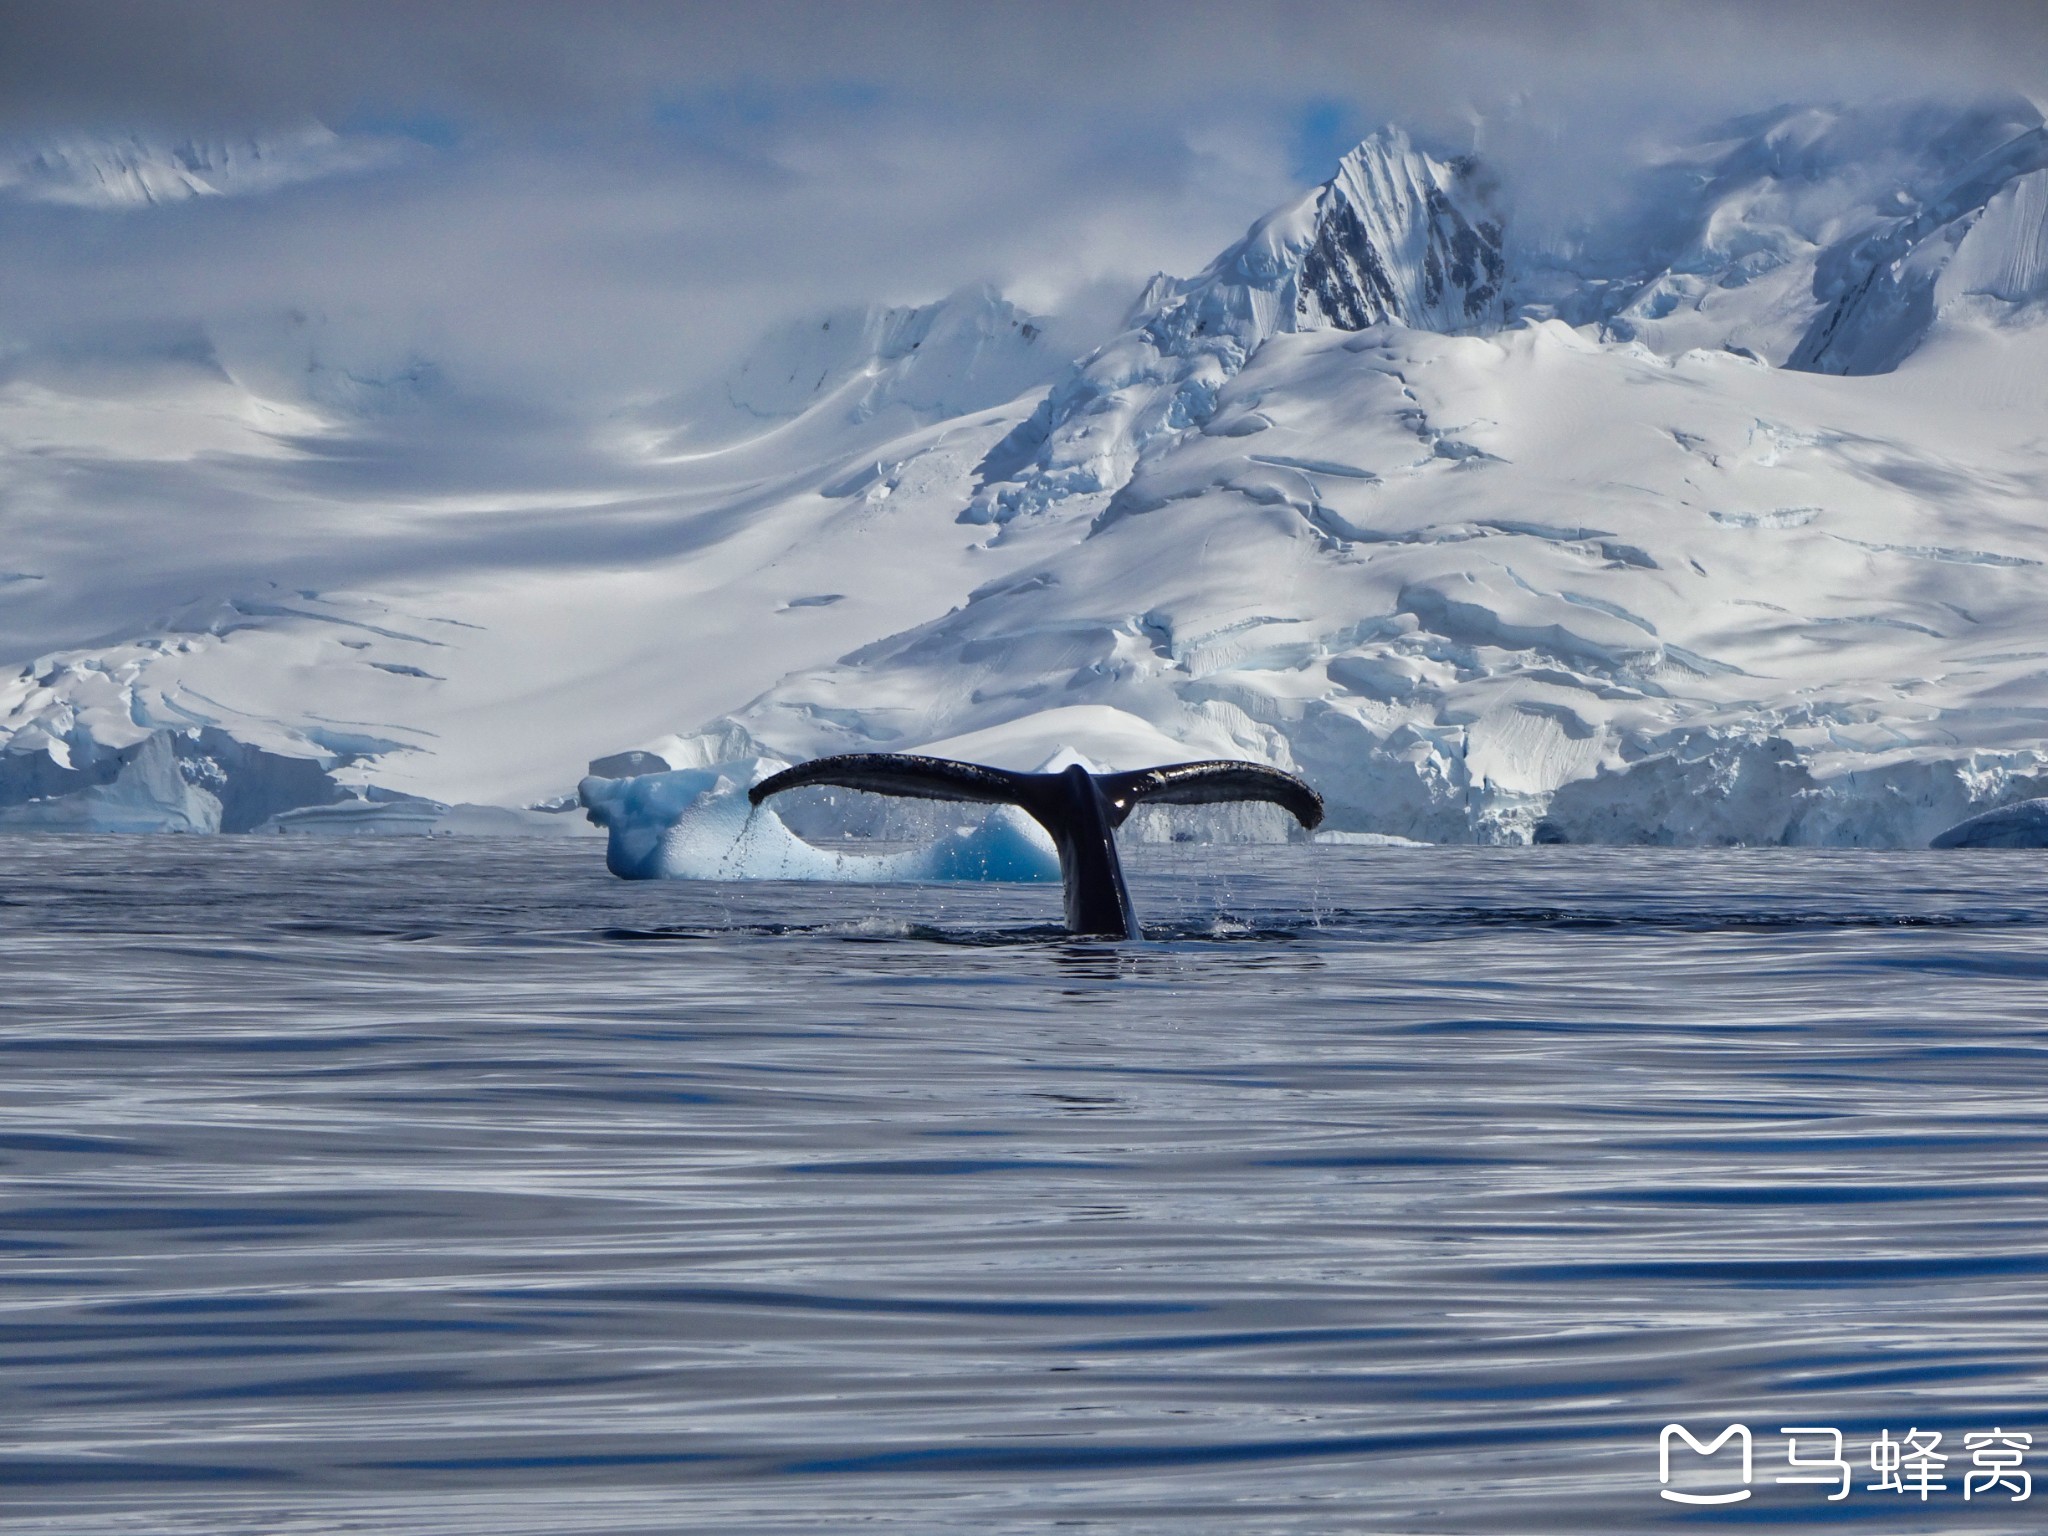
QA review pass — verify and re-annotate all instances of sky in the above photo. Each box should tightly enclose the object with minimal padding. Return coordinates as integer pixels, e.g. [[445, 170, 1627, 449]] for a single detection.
[[1, 1, 2044, 410]]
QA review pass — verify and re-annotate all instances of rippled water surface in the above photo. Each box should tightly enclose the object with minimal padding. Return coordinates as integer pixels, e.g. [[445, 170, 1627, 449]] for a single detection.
[[8, 836, 2048, 1532]]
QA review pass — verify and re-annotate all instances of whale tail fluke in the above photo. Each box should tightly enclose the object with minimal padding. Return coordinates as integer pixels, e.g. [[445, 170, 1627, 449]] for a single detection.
[[748, 752, 1029, 810], [1093, 761, 1324, 831], [748, 753, 1324, 829], [748, 751, 1323, 937]]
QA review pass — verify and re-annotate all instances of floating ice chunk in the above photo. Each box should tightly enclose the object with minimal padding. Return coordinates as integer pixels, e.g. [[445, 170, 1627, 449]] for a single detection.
[[0, 726, 347, 834], [579, 757, 1058, 883]]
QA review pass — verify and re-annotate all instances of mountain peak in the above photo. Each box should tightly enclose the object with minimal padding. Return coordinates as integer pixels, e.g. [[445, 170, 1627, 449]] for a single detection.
[[1297, 128, 1506, 332], [1201, 126, 1506, 336], [966, 128, 1505, 524]]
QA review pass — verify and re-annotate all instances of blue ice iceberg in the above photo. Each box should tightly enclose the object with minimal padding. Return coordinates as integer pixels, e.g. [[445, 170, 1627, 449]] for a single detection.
[[578, 757, 1059, 882], [1930, 798, 2048, 849]]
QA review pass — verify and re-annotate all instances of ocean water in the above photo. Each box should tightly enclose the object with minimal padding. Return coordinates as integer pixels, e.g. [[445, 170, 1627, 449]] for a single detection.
[[6, 835, 2048, 1533]]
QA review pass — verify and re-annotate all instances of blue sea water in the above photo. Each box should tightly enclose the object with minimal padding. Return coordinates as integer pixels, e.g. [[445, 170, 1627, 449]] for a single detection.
[[5, 836, 2048, 1532]]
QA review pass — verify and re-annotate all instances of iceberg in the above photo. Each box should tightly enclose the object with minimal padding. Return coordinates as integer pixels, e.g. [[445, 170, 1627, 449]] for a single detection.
[[0, 725, 348, 834], [578, 757, 1059, 883], [1930, 799, 2048, 849]]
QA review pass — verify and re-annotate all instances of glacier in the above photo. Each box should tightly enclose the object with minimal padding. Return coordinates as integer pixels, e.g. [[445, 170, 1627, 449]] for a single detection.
[[6, 99, 2048, 849]]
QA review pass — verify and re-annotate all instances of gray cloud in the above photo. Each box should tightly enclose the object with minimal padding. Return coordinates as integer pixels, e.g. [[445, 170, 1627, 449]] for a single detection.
[[2, 1, 2041, 137]]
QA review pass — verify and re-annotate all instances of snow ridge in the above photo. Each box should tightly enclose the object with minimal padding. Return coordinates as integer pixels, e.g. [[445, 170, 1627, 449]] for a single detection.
[[1793, 123, 2048, 373], [1519, 96, 2048, 370], [651, 284, 1063, 452]]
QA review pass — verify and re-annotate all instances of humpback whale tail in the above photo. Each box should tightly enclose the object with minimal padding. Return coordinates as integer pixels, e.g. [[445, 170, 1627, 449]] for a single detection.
[[748, 753, 1324, 937]]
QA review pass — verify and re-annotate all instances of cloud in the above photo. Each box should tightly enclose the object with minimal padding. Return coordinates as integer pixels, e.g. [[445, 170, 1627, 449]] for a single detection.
[[1, 1, 2041, 136]]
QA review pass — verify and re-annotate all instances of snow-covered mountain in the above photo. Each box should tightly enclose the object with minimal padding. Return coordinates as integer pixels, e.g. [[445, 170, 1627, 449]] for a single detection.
[[4, 100, 2047, 846], [1522, 96, 2048, 367], [640, 284, 1068, 454], [967, 128, 1505, 524], [1792, 118, 2048, 373], [0, 125, 407, 208]]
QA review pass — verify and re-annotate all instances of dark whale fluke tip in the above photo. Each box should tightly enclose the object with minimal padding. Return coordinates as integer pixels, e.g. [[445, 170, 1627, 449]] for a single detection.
[[749, 752, 1322, 937]]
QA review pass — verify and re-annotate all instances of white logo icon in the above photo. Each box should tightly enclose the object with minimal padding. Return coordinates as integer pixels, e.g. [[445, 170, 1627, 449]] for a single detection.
[[1660, 1423, 1753, 1505]]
